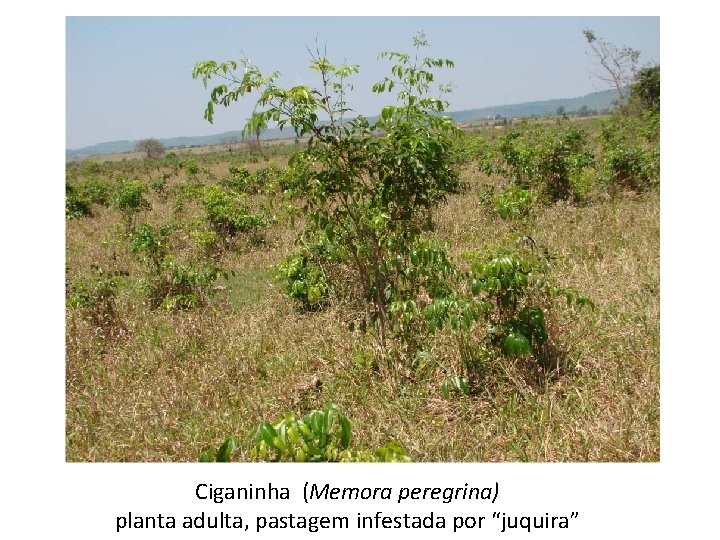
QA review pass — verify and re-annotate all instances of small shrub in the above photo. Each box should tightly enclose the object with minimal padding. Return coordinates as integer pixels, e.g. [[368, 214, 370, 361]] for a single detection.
[[80, 160, 106, 176], [66, 181, 92, 218], [222, 164, 281, 195], [468, 241, 593, 360], [199, 404, 411, 463], [222, 165, 253, 192], [139, 259, 222, 310], [493, 187, 536, 220], [598, 114, 659, 192], [276, 251, 329, 310], [79, 177, 112, 206], [203, 185, 267, 236], [115, 179, 150, 228], [188, 219, 220, 258], [129, 223, 174, 270], [150, 175, 169, 195], [182, 158, 200, 175], [129, 223, 224, 310], [277, 159, 312, 197], [603, 142, 658, 192], [67, 267, 123, 330], [193, 32, 460, 355], [491, 122, 594, 202]]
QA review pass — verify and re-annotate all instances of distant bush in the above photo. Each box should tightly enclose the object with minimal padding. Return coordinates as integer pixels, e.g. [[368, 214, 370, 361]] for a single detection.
[[603, 144, 658, 192], [220, 163, 282, 195], [80, 160, 106, 176], [150, 174, 169, 195]]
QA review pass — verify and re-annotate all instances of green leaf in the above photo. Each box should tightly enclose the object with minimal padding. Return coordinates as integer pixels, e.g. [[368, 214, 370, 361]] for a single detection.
[[215, 436, 238, 462], [339, 415, 352, 449], [257, 423, 278, 449], [503, 332, 531, 356], [199, 448, 215, 462]]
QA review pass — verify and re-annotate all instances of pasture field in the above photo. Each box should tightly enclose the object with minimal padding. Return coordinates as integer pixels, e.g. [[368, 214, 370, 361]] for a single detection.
[[65, 113, 659, 462]]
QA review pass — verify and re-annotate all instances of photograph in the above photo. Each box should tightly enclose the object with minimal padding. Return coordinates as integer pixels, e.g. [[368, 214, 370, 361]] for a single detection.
[[65, 16, 660, 463]]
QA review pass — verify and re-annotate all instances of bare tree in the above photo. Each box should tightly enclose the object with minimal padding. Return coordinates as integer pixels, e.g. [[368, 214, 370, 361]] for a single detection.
[[135, 138, 166, 159], [583, 29, 640, 111], [221, 137, 240, 153]]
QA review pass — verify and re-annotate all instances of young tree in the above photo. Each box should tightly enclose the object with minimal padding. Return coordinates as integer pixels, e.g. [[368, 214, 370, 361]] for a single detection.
[[193, 33, 461, 351], [583, 29, 640, 111], [135, 138, 166, 159]]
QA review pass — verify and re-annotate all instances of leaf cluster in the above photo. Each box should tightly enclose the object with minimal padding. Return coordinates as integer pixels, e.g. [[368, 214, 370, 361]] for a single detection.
[[203, 185, 268, 236], [200, 404, 410, 463]]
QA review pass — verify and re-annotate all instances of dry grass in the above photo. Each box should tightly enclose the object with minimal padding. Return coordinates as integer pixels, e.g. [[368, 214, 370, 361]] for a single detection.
[[66, 141, 659, 462]]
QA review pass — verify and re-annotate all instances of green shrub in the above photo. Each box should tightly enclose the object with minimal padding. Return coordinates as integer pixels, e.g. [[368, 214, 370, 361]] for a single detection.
[[491, 122, 594, 202], [115, 179, 150, 227], [67, 267, 122, 329], [276, 251, 329, 310], [139, 259, 222, 310], [79, 177, 112, 206], [150, 175, 169, 194], [603, 143, 658, 191], [181, 158, 200, 175], [199, 404, 411, 463], [66, 181, 92, 218], [129, 223, 174, 270], [80, 160, 106, 176], [203, 185, 267, 235], [129, 223, 224, 310], [222, 165, 253, 192], [468, 241, 593, 359], [277, 158, 312, 197], [640, 110, 660, 143], [493, 187, 536, 220], [188, 219, 219, 258], [222, 164, 281, 195]]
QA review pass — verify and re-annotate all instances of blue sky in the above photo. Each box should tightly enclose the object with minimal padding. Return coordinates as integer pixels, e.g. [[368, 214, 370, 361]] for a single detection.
[[66, 17, 659, 149]]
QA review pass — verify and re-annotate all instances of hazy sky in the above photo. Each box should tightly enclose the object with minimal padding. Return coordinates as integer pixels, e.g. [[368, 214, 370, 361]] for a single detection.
[[66, 16, 659, 149]]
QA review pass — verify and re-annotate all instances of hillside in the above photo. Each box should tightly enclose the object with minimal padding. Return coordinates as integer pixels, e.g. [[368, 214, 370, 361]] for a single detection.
[[66, 89, 618, 159]]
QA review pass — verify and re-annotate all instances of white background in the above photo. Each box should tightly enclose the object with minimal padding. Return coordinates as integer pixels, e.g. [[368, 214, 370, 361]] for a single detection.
[[2, 2, 717, 538]]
